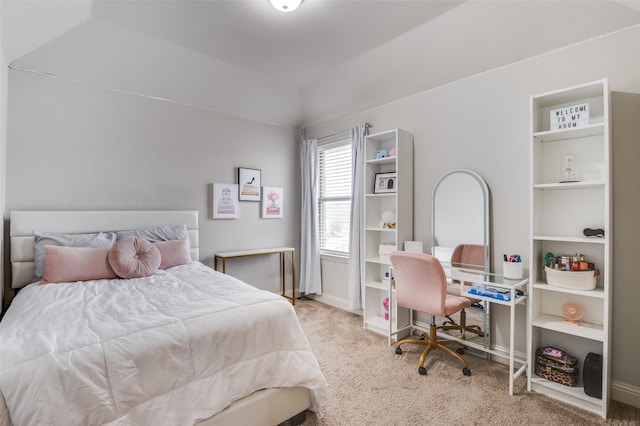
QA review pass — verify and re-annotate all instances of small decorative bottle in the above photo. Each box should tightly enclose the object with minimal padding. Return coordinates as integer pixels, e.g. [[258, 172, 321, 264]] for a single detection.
[[383, 297, 390, 321], [561, 153, 577, 182]]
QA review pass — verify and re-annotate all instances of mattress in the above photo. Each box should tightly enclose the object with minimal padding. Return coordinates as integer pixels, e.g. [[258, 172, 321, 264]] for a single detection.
[[0, 262, 327, 426]]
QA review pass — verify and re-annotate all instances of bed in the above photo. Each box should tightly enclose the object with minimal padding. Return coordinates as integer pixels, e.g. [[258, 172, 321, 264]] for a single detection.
[[1, 210, 326, 426]]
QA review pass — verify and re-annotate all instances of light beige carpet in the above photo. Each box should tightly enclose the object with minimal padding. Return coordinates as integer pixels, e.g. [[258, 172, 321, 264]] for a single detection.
[[293, 299, 639, 425]]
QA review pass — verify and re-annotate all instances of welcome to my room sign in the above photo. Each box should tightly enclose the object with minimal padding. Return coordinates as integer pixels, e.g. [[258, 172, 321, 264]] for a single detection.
[[550, 102, 589, 130]]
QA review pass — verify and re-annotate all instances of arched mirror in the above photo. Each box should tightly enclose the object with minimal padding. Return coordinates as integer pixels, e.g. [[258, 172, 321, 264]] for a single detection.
[[431, 169, 491, 354]]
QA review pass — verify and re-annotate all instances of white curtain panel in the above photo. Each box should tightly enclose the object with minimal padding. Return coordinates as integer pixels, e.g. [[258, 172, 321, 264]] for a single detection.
[[347, 124, 367, 310], [299, 138, 322, 295]]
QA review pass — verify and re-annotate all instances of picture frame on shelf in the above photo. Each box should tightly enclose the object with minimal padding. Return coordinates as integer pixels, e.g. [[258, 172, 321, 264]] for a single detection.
[[374, 172, 397, 194], [238, 167, 261, 201], [212, 183, 239, 219], [261, 186, 284, 219]]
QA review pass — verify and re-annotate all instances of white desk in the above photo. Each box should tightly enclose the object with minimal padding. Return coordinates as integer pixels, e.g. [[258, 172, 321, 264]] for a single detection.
[[213, 247, 296, 304], [448, 268, 528, 396]]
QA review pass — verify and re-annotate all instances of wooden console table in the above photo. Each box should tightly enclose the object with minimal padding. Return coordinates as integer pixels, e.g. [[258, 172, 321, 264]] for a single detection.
[[213, 247, 296, 304]]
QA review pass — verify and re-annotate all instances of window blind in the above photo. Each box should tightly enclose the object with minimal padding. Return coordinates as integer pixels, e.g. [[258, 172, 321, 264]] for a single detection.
[[318, 140, 352, 254]]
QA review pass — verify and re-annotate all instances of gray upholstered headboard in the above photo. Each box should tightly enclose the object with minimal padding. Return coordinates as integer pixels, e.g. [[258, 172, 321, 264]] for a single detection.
[[9, 210, 199, 289]]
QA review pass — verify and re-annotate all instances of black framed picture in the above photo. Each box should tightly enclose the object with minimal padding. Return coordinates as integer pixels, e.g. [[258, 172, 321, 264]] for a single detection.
[[238, 167, 262, 201], [374, 172, 396, 194]]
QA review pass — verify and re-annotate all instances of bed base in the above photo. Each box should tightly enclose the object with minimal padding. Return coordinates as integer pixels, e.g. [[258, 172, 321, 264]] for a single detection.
[[197, 387, 310, 426]]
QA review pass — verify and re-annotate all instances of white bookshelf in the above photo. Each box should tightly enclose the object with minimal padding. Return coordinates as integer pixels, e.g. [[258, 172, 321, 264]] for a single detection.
[[362, 129, 413, 344], [527, 79, 611, 418]]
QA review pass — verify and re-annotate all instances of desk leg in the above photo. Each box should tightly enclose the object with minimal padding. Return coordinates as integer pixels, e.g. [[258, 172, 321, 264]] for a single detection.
[[279, 251, 295, 305], [291, 250, 296, 304], [509, 301, 516, 395], [280, 251, 296, 305], [280, 252, 285, 300]]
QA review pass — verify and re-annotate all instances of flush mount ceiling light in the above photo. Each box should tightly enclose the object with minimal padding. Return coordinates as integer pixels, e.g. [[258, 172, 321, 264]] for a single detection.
[[270, 0, 303, 13]]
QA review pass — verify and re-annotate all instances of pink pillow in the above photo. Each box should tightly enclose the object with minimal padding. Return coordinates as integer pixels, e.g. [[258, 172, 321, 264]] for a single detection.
[[108, 236, 161, 279], [41, 246, 117, 284], [154, 239, 191, 269]]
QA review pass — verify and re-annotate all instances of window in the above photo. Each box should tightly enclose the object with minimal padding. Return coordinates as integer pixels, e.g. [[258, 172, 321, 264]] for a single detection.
[[318, 140, 352, 254]]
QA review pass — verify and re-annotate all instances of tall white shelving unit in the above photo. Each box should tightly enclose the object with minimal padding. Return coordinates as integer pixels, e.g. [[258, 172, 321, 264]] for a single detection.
[[362, 129, 413, 344], [527, 79, 611, 418]]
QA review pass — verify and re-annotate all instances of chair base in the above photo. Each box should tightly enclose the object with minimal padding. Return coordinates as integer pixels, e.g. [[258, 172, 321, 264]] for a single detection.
[[395, 321, 471, 376]]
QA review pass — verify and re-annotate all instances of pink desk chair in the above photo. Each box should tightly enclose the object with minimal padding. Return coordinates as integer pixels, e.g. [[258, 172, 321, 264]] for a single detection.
[[390, 251, 472, 376]]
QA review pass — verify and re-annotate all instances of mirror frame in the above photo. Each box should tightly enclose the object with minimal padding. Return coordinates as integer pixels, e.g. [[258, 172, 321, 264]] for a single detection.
[[431, 168, 490, 272]]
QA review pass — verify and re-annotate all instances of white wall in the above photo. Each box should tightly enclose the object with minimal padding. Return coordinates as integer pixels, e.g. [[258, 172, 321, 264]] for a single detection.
[[4, 69, 301, 298], [610, 90, 640, 408], [305, 25, 640, 406], [0, 14, 6, 312], [1, 0, 90, 311], [315, 255, 353, 313]]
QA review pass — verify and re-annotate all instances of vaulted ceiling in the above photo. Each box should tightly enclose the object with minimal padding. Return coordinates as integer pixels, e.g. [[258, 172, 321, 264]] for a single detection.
[[3, 1, 640, 128]]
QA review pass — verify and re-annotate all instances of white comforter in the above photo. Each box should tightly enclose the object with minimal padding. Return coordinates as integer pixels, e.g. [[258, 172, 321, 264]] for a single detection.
[[0, 262, 327, 426]]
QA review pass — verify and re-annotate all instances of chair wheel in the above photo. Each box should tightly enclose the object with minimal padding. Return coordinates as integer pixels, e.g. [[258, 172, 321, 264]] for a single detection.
[[419, 367, 427, 375], [395, 347, 403, 355], [463, 368, 471, 376], [456, 347, 465, 355]]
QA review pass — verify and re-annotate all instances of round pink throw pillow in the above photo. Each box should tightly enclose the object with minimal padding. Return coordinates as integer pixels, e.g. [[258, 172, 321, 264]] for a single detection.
[[108, 236, 161, 279]]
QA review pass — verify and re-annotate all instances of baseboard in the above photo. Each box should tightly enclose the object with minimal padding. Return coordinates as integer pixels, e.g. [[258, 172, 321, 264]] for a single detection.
[[611, 379, 640, 409], [313, 294, 363, 316], [490, 343, 527, 367], [409, 320, 431, 335]]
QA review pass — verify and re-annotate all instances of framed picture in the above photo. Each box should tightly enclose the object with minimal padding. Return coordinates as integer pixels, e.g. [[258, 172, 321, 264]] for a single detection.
[[238, 167, 261, 201], [374, 172, 397, 193], [212, 183, 239, 219], [262, 186, 284, 219]]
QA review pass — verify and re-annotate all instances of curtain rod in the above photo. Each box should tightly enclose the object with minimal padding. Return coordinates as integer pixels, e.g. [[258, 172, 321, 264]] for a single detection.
[[308, 122, 372, 144]]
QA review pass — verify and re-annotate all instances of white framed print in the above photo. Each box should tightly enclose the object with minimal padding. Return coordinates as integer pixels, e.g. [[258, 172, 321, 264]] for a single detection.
[[373, 172, 396, 194], [238, 167, 261, 201], [262, 186, 283, 219], [213, 183, 239, 219]]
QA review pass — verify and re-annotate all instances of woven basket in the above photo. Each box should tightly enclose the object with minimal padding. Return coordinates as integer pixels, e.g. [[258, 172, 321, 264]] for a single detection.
[[545, 266, 598, 291]]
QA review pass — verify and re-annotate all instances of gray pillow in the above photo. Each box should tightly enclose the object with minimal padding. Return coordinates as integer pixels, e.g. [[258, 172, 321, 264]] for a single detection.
[[33, 231, 117, 281], [115, 224, 188, 243]]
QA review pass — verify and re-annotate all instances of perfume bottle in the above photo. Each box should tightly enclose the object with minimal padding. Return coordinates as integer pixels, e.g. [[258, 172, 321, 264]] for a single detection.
[[561, 153, 577, 182]]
